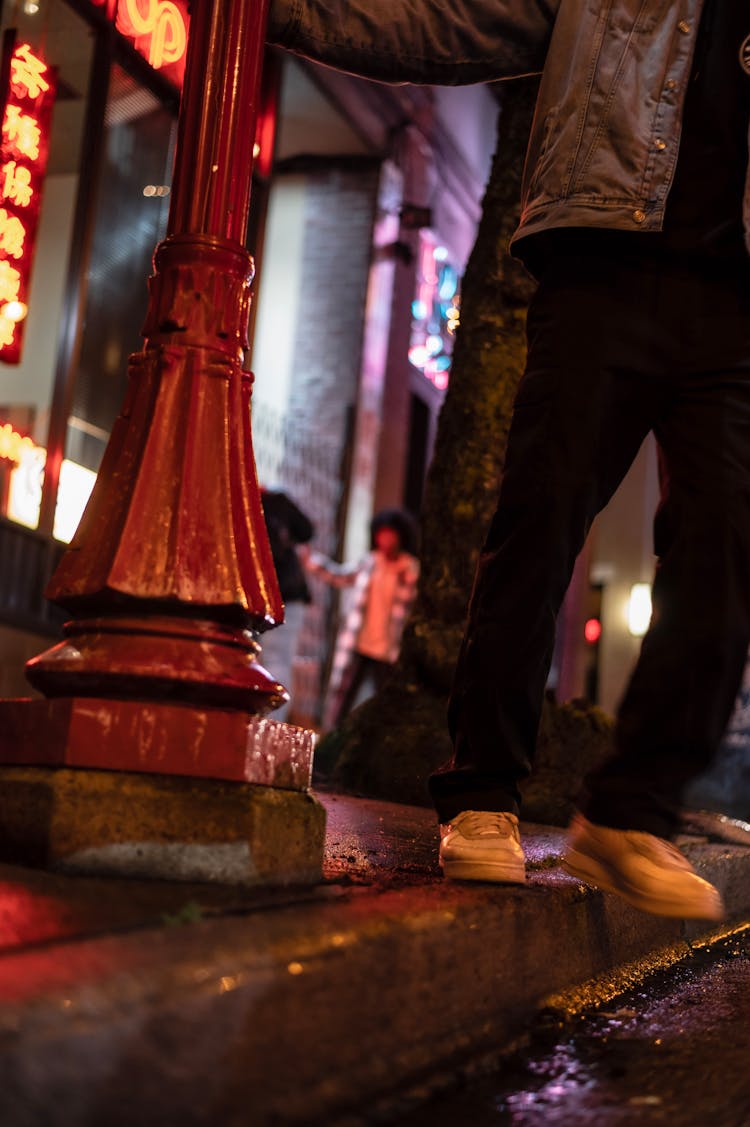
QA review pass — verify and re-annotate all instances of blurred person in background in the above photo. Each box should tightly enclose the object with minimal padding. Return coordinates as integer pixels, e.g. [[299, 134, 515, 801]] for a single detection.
[[304, 508, 419, 728]]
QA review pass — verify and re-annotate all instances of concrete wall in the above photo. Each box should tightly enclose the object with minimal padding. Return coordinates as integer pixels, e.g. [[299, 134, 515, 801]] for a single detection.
[[252, 176, 308, 422]]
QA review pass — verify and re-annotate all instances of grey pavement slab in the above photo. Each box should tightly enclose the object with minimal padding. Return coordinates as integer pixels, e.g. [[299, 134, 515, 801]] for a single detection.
[[0, 790, 745, 1125]]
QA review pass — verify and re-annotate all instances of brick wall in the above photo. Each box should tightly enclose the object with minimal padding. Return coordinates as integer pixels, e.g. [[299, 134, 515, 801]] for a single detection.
[[261, 157, 381, 724], [286, 158, 381, 474]]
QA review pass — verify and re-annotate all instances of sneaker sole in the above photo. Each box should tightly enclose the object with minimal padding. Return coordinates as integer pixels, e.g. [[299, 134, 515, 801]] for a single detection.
[[562, 848, 725, 921], [441, 858, 526, 884]]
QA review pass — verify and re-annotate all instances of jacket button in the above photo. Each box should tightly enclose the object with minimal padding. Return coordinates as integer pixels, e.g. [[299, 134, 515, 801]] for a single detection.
[[654, 139, 666, 150], [666, 79, 678, 91], [678, 19, 690, 32], [633, 210, 647, 224]]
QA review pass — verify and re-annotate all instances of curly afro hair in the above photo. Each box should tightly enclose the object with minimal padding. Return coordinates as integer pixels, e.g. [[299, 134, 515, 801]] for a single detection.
[[369, 508, 418, 556]]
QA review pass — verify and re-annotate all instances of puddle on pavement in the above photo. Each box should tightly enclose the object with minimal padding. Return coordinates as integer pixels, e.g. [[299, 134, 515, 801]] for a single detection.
[[383, 930, 750, 1127]]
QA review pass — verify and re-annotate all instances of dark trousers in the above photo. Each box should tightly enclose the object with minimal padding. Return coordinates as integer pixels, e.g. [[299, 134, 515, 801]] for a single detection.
[[430, 255, 750, 838], [335, 652, 392, 726]]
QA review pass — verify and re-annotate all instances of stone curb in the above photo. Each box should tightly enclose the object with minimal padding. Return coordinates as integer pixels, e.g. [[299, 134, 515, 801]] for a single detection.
[[0, 807, 746, 1125]]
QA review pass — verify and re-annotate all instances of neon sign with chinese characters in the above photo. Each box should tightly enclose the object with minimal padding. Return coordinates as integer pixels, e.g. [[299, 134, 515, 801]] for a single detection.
[[0, 35, 56, 365], [90, 0, 190, 89]]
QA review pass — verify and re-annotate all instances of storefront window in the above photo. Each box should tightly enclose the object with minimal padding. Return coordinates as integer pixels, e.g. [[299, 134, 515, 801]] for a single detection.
[[0, 0, 94, 536], [65, 62, 175, 477], [0, 1, 177, 544]]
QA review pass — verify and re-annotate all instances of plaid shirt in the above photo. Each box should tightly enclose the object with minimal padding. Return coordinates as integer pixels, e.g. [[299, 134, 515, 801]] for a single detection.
[[306, 549, 420, 725]]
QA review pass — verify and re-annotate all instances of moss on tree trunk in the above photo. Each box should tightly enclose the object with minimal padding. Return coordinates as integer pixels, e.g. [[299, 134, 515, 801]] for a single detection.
[[319, 77, 614, 823]]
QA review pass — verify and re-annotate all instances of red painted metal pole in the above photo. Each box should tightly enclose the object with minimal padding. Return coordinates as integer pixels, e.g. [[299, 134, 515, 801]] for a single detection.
[[168, 0, 268, 242], [23, 0, 287, 720]]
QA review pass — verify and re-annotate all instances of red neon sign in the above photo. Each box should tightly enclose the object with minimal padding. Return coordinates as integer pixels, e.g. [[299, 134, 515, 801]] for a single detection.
[[0, 420, 39, 464], [0, 33, 56, 365], [90, 0, 190, 89]]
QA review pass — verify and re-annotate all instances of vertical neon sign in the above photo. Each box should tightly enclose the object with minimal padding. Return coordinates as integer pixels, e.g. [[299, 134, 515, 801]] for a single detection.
[[0, 32, 56, 365]]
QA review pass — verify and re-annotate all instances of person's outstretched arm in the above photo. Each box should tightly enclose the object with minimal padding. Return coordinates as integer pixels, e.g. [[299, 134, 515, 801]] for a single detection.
[[302, 547, 361, 589], [267, 0, 559, 86]]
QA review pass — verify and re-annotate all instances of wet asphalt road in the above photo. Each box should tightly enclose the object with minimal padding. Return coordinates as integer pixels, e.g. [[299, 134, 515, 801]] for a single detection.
[[393, 926, 750, 1127]]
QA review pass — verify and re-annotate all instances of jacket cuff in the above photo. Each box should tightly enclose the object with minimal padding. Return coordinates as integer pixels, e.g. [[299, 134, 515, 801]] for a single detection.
[[266, 0, 303, 45]]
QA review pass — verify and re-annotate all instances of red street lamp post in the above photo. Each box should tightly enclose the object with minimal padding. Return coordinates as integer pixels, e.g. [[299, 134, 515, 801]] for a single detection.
[[0, 0, 325, 884], [30, 0, 285, 714]]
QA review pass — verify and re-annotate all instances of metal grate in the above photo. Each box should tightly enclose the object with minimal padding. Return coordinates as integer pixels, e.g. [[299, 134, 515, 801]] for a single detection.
[[252, 401, 345, 725], [0, 518, 66, 636]]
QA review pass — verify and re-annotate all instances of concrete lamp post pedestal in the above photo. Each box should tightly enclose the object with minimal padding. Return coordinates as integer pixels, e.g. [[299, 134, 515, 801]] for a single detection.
[[0, 0, 326, 885]]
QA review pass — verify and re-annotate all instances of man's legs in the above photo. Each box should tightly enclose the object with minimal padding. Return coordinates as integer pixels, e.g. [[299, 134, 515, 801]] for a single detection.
[[581, 270, 750, 838], [430, 258, 664, 822], [433, 261, 750, 918], [563, 268, 750, 920], [334, 654, 391, 725]]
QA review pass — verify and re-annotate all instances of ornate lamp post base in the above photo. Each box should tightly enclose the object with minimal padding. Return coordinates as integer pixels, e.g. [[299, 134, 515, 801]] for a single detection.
[[0, 697, 324, 885], [0, 764, 324, 886], [25, 616, 287, 714], [0, 697, 316, 784], [0, 0, 327, 886], [0, 693, 323, 884]]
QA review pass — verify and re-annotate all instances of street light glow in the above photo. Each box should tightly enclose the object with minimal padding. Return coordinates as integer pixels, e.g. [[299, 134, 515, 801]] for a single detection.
[[628, 583, 652, 637]]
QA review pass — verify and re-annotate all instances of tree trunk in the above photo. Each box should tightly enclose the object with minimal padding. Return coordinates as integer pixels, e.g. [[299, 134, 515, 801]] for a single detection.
[[321, 76, 613, 821]]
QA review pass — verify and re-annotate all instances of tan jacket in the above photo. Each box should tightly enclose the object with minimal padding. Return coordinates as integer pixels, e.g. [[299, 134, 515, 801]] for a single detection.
[[267, 0, 750, 263]]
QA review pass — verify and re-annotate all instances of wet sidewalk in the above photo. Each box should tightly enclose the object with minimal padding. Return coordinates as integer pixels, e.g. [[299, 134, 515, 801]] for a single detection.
[[0, 790, 747, 1125]]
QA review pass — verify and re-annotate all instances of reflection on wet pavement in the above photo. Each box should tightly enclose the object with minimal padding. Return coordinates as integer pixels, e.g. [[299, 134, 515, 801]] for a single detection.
[[393, 928, 750, 1127]]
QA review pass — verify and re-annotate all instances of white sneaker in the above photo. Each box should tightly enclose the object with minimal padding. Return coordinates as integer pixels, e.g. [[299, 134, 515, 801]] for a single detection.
[[439, 810, 526, 883], [562, 813, 725, 921]]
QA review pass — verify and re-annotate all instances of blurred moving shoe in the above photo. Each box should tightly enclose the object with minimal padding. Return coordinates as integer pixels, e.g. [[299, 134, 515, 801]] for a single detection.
[[679, 808, 750, 847], [439, 810, 525, 883], [562, 813, 725, 921]]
